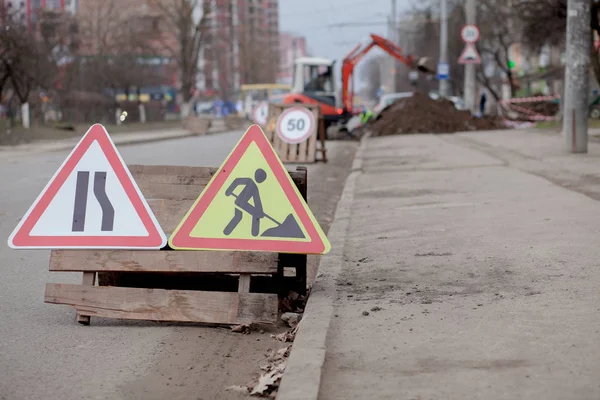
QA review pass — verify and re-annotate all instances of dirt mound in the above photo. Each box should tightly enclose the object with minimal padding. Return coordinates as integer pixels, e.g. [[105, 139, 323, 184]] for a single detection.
[[369, 92, 505, 136]]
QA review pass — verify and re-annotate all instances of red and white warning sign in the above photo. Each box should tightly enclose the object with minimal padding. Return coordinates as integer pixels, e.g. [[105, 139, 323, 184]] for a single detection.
[[458, 43, 482, 65], [460, 24, 480, 43], [276, 106, 315, 144], [8, 124, 167, 249], [252, 101, 269, 126]]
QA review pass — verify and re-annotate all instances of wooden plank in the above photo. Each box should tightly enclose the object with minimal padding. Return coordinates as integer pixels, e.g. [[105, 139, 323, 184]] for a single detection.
[[278, 136, 290, 162], [76, 272, 96, 325], [306, 109, 319, 163], [264, 125, 274, 141], [297, 136, 308, 162], [130, 165, 215, 200], [238, 275, 251, 293], [145, 198, 191, 234], [129, 165, 305, 201], [287, 143, 298, 162], [318, 116, 328, 163], [50, 250, 279, 274], [46, 284, 277, 325]]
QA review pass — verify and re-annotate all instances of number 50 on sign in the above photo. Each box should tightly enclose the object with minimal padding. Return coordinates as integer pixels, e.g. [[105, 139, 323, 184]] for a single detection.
[[276, 107, 316, 144]]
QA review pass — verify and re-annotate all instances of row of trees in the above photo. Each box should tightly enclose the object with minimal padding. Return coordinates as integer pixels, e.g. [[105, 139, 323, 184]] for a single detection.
[[0, 0, 212, 129], [360, 0, 600, 103]]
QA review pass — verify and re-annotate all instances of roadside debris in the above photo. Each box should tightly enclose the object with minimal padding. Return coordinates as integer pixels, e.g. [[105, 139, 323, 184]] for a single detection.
[[368, 92, 505, 136], [279, 291, 307, 314], [250, 362, 286, 397], [281, 312, 302, 328], [272, 325, 299, 343], [231, 323, 252, 334], [229, 290, 307, 397], [251, 345, 292, 397], [226, 345, 293, 397]]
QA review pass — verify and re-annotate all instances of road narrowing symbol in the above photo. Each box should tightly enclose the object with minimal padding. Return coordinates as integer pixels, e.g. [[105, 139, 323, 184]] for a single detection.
[[71, 171, 114, 232], [252, 101, 269, 126], [169, 124, 330, 254], [8, 124, 167, 249], [276, 106, 315, 144]]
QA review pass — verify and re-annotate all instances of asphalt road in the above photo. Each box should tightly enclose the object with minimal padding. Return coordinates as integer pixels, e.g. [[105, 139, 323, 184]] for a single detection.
[[0, 129, 353, 400]]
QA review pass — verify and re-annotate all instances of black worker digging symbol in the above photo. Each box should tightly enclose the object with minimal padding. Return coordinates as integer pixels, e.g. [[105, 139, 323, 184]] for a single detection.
[[222, 168, 305, 239]]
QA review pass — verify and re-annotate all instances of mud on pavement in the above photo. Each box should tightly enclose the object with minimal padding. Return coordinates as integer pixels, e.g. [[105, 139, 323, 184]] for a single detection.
[[117, 141, 358, 400]]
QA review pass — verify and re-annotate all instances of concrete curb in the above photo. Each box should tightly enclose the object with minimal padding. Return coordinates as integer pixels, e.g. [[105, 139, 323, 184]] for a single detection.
[[276, 133, 370, 400]]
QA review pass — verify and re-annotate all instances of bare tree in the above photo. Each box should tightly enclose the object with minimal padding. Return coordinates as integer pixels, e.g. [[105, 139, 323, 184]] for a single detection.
[[474, 0, 521, 100], [516, 0, 600, 91], [146, 0, 211, 117], [75, 0, 165, 123], [0, 14, 57, 128], [400, 0, 467, 96]]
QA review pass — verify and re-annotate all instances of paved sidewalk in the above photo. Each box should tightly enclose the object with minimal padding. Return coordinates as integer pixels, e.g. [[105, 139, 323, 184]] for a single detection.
[[280, 129, 600, 400], [0, 119, 230, 161]]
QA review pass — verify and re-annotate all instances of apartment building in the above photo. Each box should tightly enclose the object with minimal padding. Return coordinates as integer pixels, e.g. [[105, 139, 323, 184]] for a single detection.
[[0, 0, 76, 30], [277, 32, 307, 85], [200, 0, 280, 100]]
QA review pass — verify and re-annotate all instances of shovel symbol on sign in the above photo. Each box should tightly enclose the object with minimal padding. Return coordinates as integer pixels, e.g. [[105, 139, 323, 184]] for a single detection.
[[223, 168, 305, 239]]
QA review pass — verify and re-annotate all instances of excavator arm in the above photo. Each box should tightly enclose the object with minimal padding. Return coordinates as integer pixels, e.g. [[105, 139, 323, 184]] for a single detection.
[[341, 34, 434, 114]]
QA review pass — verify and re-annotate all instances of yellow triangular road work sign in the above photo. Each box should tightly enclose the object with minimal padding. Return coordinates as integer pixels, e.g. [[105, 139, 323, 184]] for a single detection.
[[169, 125, 330, 254]]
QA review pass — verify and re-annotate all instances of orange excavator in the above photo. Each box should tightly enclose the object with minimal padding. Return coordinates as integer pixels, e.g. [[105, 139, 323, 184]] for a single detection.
[[282, 34, 434, 130]]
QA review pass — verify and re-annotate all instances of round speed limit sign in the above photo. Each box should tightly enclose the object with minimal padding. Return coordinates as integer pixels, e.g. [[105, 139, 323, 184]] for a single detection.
[[460, 24, 480, 43], [252, 102, 269, 126], [276, 107, 315, 144]]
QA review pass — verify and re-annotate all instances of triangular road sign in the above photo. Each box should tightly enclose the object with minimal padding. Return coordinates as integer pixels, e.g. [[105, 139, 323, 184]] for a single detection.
[[169, 125, 330, 254], [8, 124, 167, 249], [458, 43, 482, 65]]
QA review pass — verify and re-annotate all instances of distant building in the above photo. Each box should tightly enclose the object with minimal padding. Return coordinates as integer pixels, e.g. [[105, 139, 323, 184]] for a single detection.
[[0, 0, 76, 30], [199, 0, 280, 101], [278, 32, 307, 85]]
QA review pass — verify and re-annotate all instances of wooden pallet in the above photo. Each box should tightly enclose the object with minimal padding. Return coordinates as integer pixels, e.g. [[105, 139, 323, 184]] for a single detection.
[[45, 165, 309, 326], [266, 103, 327, 163]]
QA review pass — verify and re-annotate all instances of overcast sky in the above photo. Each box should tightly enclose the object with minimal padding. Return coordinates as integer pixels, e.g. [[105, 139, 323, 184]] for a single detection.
[[278, 0, 414, 62]]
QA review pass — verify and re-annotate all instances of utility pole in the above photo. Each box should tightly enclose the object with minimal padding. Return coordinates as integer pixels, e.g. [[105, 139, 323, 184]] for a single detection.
[[390, 0, 397, 92], [563, 0, 591, 153], [463, 0, 477, 113], [439, 0, 450, 97]]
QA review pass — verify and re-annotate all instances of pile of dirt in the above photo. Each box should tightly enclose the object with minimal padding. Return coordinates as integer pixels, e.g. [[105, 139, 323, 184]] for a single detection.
[[369, 92, 505, 136]]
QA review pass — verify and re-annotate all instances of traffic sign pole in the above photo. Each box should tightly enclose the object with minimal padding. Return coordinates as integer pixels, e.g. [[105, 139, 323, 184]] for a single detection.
[[462, 13, 479, 115], [438, 0, 450, 97]]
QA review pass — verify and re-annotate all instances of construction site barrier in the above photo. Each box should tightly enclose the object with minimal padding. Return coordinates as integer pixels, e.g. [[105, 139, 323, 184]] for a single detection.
[[265, 103, 327, 164], [45, 165, 310, 326], [497, 95, 560, 127]]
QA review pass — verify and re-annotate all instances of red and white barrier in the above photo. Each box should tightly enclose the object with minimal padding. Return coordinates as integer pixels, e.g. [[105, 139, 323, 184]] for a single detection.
[[497, 95, 559, 126], [501, 95, 560, 104]]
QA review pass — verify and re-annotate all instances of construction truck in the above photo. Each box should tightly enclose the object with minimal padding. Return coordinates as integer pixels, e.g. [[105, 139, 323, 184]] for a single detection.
[[282, 34, 435, 135]]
